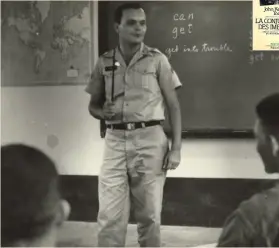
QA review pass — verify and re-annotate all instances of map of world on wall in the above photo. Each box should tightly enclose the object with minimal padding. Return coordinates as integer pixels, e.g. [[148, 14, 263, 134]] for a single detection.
[[1, 1, 93, 86]]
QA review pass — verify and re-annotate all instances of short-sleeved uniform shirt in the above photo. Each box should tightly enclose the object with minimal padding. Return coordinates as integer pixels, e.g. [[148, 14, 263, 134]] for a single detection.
[[217, 183, 279, 247], [85, 43, 182, 124]]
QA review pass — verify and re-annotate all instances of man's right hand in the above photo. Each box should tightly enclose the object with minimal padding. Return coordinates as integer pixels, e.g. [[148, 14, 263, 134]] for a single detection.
[[88, 99, 115, 120], [103, 102, 116, 120]]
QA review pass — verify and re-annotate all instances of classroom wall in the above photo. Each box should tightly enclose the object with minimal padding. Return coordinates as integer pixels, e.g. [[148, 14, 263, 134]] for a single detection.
[[1, 85, 278, 179]]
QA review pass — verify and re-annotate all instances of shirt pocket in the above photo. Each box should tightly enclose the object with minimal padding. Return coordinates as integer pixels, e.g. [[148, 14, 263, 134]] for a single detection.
[[103, 70, 124, 99], [132, 65, 160, 93]]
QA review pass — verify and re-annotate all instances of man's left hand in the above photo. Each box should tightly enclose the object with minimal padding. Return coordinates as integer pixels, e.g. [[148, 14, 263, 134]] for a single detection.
[[163, 149, 181, 170]]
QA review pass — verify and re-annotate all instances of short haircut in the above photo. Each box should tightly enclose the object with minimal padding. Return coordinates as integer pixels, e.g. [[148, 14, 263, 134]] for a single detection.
[[114, 2, 143, 24], [1, 144, 61, 246], [256, 93, 279, 128]]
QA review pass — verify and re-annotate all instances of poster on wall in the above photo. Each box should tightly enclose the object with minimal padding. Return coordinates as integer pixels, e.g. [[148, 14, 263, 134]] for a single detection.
[[253, 0, 279, 50], [1, 1, 95, 86]]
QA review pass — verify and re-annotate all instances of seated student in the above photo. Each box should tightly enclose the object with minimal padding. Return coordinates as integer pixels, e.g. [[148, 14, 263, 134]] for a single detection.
[[217, 93, 279, 247], [1, 143, 71, 247]]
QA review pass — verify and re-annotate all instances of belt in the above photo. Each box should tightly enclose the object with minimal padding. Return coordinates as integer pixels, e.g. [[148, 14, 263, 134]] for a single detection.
[[106, 121, 161, 130]]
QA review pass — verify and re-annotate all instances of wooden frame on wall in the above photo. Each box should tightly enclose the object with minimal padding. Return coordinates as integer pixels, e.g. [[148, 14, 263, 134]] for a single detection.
[[92, 1, 99, 72], [98, 1, 109, 138]]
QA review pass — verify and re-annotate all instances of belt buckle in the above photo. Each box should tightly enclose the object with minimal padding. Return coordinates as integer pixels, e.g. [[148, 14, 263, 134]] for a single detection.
[[127, 123, 135, 130]]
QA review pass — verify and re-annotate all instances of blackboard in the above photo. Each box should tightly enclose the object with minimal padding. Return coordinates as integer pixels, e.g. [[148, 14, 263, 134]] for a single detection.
[[99, 1, 279, 138]]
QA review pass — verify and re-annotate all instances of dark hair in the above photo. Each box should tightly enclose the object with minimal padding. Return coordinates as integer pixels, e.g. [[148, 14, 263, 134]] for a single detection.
[[1, 144, 61, 246], [114, 3, 143, 24], [256, 93, 279, 128]]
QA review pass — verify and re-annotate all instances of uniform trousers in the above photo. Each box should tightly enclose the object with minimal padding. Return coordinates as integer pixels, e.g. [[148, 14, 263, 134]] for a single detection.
[[97, 124, 169, 247]]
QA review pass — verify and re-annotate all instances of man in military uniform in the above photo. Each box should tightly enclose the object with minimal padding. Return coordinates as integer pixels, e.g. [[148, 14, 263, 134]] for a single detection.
[[86, 3, 182, 247], [217, 93, 279, 247]]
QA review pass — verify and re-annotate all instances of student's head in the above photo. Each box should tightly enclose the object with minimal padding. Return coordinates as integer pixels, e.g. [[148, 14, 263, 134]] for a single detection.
[[1, 144, 70, 247], [254, 93, 279, 173], [114, 3, 146, 45]]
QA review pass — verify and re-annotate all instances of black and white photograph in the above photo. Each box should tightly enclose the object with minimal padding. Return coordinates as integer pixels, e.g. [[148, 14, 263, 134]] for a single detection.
[[1, 0, 279, 247]]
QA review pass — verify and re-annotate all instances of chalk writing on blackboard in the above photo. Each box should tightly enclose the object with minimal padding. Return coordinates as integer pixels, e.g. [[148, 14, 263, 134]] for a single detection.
[[271, 54, 279, 60], [167, 12, 235, 57], [165, 43, 232, 56], [173, 13, 194, 21], [201, 43, 232, 52], [172, 13, 194, 39]]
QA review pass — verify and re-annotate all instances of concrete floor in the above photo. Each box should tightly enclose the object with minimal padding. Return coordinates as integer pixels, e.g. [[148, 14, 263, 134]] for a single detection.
[[57, 222, 221, 247]]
